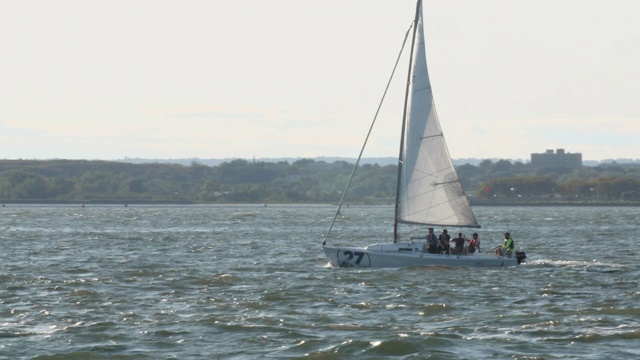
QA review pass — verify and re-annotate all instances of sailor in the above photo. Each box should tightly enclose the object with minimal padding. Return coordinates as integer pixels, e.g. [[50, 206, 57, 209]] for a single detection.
[[495, 232, 515, 256], [412, 227, 439, 253], [438, 229, 451, 254], [466, 233, 480, 254], [450, 232, 465, 254]]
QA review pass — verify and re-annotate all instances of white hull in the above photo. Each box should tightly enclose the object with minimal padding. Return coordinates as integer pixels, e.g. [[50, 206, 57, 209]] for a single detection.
[[323, 242, 522, 268]]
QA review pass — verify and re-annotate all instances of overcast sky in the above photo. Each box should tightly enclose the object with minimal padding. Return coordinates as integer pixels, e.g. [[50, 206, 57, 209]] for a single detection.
[[1, 0, 639, 162]]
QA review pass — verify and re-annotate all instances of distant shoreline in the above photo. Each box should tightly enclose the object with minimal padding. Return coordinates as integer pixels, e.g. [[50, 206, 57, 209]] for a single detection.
[[2, 199, 639, 207], [471, 201, 640, 207], [0, 199, 197, 206]]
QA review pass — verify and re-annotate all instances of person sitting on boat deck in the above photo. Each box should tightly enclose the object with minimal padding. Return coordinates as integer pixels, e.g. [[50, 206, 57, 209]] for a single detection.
[[465, 232, 481, 254], [450, 232, 466, 255], [411, 227, 439, 253], [495, 232, 515, 256], [438, 229, 451, 254]]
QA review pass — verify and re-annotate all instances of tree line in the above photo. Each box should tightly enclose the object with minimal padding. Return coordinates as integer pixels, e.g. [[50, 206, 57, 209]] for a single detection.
[[1, 158, 639, 204]]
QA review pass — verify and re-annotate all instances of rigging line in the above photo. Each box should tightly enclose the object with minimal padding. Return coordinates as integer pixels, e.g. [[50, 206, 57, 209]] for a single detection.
[[322, 23, 414, 246]]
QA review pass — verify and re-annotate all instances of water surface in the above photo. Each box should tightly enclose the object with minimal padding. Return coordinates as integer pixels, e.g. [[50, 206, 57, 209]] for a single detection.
[[1, 205, 639, 359]]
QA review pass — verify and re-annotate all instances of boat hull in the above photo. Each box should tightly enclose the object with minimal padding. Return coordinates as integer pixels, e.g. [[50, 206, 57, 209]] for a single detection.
[[323, 242, 522, 268]]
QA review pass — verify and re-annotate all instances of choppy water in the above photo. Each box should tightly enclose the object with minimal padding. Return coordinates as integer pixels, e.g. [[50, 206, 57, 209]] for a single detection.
[[1, 204, 639, 359]]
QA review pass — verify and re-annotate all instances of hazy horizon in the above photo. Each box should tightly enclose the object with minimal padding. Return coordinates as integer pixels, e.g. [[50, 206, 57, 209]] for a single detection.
[[4, 155, 635, 168], [2, 0, 639, 162]]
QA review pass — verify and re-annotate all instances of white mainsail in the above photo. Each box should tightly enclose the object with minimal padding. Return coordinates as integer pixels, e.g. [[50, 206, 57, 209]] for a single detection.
[[396, 2, 479, 228]]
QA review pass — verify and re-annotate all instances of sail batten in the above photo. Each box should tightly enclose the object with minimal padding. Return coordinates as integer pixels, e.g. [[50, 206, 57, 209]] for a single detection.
[[396, 0, 479, 229]]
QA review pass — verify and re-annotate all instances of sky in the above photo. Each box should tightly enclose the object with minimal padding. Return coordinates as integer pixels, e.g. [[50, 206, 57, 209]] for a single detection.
[[1, 0, 639, 162]]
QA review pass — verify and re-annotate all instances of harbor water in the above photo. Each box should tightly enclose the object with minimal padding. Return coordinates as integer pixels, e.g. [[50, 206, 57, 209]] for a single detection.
[[1, 204, 639, 359]]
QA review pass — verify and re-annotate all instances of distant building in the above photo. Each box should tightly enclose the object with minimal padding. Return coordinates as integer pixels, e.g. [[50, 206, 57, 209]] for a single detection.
[[531, 149, 582, 169]]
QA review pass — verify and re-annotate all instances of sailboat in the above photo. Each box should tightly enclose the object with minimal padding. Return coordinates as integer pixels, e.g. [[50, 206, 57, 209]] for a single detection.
[[322, 0, 526, 268]]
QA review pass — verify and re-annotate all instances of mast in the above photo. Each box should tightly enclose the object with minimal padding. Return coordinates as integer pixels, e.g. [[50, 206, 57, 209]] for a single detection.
[[393, 0, 422, 242]]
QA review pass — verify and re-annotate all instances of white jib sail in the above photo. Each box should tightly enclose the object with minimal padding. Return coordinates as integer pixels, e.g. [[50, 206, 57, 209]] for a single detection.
[[397, 3, 479, 228]]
